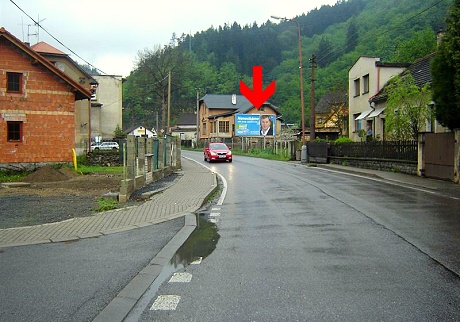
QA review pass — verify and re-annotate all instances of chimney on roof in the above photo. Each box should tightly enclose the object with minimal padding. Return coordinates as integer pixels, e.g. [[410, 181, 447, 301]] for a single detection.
[[231, 94, 237, 105], [437, 29, 445, 47]]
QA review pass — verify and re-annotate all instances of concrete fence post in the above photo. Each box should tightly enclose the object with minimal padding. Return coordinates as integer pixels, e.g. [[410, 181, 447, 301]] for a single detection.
[[455, 129, 460, 184]]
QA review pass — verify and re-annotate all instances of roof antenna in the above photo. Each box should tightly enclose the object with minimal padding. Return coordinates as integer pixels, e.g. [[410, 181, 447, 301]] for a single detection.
[[28, 14, 46, 43]]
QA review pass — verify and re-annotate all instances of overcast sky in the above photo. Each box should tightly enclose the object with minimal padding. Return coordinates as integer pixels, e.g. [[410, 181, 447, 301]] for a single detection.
[[1, 0, 338, 77]]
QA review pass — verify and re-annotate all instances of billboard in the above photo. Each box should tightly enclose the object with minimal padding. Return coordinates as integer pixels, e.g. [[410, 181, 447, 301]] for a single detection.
[[235, 114, 276, 137]]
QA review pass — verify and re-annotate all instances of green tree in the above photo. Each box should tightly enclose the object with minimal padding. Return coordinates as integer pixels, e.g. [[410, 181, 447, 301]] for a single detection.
[[431, 0, 460, 130], [132, 45, 192, 132], [391, 29, 437, 63], [345, 20, 358, 53], [384, 74, 433, 140], [217, 62, 239, 93], [317, 36, 336, 67]]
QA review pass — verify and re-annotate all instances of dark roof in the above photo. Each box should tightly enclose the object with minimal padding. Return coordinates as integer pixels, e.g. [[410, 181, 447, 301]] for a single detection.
[[200, 94, 280, 116], [369, 52, 435, 103], [406, 52, 435, 87], [176, 113, 197, 126], [0, 27, 91, 101], [201, 94, 251, 111], [316, 91, 347, 113], [375, 61, 410, 68]]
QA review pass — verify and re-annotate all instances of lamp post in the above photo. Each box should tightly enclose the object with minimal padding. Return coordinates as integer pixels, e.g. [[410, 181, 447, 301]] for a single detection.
[[271, 15, 307, 162]]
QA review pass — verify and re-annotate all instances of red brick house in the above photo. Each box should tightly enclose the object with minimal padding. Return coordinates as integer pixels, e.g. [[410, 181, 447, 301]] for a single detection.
[[0, 27, 91, 170]]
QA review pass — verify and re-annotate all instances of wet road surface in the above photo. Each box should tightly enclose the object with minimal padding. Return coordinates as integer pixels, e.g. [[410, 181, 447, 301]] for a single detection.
[[138, 151, 460, 321]]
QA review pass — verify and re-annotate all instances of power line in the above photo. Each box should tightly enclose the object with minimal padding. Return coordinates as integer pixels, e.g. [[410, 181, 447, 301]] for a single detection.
[[316, 0, 448, 65], [9, 0, 111, 76]]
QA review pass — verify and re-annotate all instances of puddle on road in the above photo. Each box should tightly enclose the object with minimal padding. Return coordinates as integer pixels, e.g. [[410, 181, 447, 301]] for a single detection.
[[125, 213, 220, 321], [173, 212, 220, 266]]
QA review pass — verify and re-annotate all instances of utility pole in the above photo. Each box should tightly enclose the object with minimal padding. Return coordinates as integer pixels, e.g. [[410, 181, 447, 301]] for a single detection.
[[309, 54, 317, 141], [196, 88, 200, 148], [167, 71, 171, 134]]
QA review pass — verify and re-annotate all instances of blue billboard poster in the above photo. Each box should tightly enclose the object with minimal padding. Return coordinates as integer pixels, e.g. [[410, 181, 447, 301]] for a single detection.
[[235, 114, 276, 136], [235, 114, 261, 136]]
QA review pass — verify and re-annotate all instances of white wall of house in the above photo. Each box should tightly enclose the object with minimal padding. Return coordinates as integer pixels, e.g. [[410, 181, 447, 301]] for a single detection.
[[91, 75, 123, 141], [127, 126, 157, 138], [348, 56, 406, 141]]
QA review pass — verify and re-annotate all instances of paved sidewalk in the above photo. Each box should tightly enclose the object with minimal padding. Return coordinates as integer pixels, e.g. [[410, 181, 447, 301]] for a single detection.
[[0, 158, 217, 248]]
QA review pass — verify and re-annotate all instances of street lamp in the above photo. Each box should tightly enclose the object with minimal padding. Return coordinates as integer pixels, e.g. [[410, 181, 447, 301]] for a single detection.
[[271, 15, 307, 162]]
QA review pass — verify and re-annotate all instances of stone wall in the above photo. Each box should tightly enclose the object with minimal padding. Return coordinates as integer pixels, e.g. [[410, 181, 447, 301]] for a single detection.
[[329, 157, 417, 175], [86, 151, 122, 167]]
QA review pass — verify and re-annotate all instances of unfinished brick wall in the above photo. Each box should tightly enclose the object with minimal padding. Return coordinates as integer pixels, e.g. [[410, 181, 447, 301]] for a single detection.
[[0, 38, 76, 167]]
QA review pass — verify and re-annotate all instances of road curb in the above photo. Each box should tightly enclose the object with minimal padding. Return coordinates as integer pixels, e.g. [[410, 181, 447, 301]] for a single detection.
[[93, 159, 220, 321], [92, 213, 197, 322]]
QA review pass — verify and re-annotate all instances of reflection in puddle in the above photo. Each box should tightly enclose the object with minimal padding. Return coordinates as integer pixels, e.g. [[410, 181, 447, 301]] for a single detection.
[[172, 213, 220, 267], [125, 213, 219, 321]]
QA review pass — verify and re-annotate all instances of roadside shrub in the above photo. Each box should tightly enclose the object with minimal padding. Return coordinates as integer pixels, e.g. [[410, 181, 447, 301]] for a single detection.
[[335, 137, 354, 144]]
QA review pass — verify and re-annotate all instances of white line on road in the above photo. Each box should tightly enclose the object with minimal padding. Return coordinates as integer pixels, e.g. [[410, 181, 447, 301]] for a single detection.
[[150, 295, 181, 311]]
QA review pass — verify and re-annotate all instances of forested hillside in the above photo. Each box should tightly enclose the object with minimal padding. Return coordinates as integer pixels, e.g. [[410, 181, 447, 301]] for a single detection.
[[122, 0, 451, 132]]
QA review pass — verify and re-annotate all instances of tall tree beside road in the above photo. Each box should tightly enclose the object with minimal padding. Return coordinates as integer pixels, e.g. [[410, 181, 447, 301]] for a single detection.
[[123, 45, 192, 132], [385, 74, 432, 141], [431, 0, 460, 130]]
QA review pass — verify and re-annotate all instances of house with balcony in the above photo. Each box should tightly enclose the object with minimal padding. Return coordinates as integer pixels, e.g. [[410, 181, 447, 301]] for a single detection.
[[0, 27, 91, 169]]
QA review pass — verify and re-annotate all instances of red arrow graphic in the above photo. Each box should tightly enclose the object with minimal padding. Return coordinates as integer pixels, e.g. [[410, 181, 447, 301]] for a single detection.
[[240, 66, 276, 109]]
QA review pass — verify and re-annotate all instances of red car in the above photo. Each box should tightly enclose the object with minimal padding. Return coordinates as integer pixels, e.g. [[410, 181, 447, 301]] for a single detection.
[[204, 142, 233, 162]]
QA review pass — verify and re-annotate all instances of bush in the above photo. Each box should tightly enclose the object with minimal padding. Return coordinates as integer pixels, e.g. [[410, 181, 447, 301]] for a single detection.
[[335, 137, 353, 144]]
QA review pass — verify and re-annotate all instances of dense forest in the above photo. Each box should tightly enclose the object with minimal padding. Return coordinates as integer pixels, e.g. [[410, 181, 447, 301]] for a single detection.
[[121, 0, 451, 133]]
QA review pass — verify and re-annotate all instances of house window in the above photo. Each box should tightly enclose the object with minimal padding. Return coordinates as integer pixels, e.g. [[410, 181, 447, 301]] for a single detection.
[[318, 117, 323, 124], [353, 113, 361, 132], [354, 78, 360, 97], [219, 121, 230, 133], [363, 74, 369, 94], [202, 123, 206, 134], [7, 121, 22, 142], [211, 122, 216, 133], [7, 72, 22, 93]]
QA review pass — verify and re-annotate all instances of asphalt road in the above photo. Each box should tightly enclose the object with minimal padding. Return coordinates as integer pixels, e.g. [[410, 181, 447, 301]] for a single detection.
[[0, 218, 184, 322], [137, 151, 460, 321]]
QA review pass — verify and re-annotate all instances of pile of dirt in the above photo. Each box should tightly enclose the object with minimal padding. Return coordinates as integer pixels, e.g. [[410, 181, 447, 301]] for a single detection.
[[22, 165, 80, 183]]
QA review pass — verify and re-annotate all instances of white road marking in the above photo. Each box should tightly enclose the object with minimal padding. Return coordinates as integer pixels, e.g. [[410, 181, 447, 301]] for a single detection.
[[191, 257, 202, 265], [150, 295, 181, 310], [209, 212, 220, 217], [169, 272, 192, 283]]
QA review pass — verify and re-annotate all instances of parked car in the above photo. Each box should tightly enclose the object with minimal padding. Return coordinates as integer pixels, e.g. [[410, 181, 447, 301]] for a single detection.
[[204, 142, 232, 162], [91, 141, 119, 151]]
